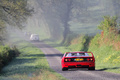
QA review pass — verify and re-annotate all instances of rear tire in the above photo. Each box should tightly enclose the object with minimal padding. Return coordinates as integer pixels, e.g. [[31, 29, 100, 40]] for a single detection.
[[62, 68, 68, 71], [88, 67, 95, 70]]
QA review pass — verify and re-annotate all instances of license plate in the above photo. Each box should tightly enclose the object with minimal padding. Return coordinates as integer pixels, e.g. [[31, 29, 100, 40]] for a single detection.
[[75, 58, 84, 61]]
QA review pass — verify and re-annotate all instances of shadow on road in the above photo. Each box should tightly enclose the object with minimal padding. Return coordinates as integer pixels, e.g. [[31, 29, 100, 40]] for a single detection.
[[96, 67, 120, 71], [45, 53, 63, 57], [63, 67, 120, 72], [68, 67, 120, 72]]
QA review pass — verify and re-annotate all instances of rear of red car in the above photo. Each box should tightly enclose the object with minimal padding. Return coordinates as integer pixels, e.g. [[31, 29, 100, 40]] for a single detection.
[[61, 52, 95, 71]]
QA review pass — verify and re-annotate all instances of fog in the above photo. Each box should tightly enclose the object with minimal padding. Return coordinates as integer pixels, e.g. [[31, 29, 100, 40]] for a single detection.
[[8, 0, 120, 42]]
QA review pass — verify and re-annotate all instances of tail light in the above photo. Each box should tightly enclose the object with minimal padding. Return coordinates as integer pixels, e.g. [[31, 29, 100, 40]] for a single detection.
[[64, 58, 71, 62], [90, 58, 93, 61], [87, 58, 93, 61]]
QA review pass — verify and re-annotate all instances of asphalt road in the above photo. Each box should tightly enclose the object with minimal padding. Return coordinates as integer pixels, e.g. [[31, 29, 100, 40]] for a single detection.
[[32, 41, 120, 80]]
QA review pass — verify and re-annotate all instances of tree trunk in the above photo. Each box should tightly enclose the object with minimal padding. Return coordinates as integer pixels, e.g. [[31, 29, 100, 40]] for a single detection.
[[61, 0, 73, 44], [62, 23, 70, 44]]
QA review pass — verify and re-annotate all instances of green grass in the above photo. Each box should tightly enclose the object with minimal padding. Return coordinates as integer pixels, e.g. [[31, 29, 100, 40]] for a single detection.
[[88, 44, 120, 73], [0, 37, 66, 80], [49, 34, 120, 74], [55, 45, 120, 74]]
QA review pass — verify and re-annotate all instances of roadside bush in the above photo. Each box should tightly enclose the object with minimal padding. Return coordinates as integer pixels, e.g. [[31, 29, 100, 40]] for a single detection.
[[94, 16, 120, 50], [0, 45, 20, 71], [69, 34, 92, 51], [88, 16, 120, 71]]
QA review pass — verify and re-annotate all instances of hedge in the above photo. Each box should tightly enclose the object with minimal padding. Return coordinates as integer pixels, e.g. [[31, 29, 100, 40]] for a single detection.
[[0, 45, 20, 71]]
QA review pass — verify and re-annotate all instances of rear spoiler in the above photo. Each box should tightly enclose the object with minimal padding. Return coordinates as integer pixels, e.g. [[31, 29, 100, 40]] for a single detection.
[[65, 51, 94, 57]]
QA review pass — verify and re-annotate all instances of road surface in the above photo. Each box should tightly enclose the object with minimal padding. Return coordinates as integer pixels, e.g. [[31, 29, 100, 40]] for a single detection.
[[32, 41, 120, 80]]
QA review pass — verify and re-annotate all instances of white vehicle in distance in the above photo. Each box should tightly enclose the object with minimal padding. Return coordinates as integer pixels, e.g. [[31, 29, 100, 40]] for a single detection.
[[30, 34, 39, 41]]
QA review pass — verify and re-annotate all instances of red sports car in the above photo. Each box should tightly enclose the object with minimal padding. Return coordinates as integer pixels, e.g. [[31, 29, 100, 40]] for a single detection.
[[61, 51, 95, 71]]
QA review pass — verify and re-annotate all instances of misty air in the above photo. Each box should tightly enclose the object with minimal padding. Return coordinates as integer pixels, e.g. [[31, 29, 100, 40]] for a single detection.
[[0, 0, 120, 80]]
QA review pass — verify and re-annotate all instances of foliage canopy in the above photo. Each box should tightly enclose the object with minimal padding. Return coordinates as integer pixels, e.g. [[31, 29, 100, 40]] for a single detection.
[[98, 16, 118, 34], [0, 0, 32, 42]]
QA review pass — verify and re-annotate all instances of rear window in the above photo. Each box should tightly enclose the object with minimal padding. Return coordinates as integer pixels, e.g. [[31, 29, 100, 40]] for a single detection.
[[65, 52, 92, 57]]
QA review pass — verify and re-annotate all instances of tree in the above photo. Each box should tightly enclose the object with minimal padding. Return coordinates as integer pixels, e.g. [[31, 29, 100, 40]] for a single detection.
[[34, 0, 120, 43], [0, 0, 32, 28], [60, 0, 73, 44], [98, 16, 118, 35], [0, 0, 32, 42], [36, 0, 62, 40]]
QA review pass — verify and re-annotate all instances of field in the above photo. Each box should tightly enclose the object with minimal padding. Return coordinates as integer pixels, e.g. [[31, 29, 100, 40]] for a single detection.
[[0, 35, 66, 80]]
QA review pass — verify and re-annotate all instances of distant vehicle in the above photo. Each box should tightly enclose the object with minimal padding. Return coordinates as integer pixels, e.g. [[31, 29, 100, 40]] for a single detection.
[[30, 34, 39, 41], [61, 51, 95, 71]]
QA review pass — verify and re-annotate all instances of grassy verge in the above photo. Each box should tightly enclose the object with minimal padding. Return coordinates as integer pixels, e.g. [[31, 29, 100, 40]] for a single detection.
[[49, 34, 120, 74], [88, 34, 120, 73], [0, 38, 66, 80]]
